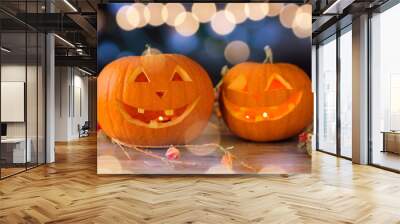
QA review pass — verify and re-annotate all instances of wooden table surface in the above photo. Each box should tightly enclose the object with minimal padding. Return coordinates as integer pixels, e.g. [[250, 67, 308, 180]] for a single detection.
[[97, 115, 311, 174]]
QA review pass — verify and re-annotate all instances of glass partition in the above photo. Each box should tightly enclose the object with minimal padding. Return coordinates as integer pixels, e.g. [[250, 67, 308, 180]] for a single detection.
[[317, 37, 337, 154], [1, 30, 28, 177], [0, 1, 46, 179], [339, 29, 352, 158], [370, 4, 400, 171]]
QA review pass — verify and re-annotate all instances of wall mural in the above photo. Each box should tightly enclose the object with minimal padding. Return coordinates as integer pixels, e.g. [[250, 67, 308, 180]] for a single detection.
[[97, 3, 312, 174]]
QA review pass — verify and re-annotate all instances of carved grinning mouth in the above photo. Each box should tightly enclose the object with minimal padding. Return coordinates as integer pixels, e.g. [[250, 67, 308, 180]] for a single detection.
[[223, 91, 303, 122], [118, 98, 200, 128]]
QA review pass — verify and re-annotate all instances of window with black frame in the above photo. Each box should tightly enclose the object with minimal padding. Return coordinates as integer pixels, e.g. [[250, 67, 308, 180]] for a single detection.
[[339, 27, 352, 159], [317, 35, 337, 155], [370, 2, 400, 172]]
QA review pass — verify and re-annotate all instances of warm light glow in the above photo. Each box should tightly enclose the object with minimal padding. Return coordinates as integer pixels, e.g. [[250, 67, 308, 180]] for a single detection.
[[175, 12, 200, 36], [116, 5, 137, 31], [211, 11, 236, 35], [245, 115, 250, 119], [126, 5, 140, 28], [225, 3, 247, 24], [245, 3, 269, 21], [131, 3, 150, 28], [224, 40, 250, 65], [298, 4, 312, 14], [262, 112, 268, 118], [162, 3, 185, 26], [279, 4, 299, 28], [191, 3, 217, 23], [147, 3, 166, 26], [158, 116, 164, 121], [292, 8, 312, 38], [266, 3, 284, 17]]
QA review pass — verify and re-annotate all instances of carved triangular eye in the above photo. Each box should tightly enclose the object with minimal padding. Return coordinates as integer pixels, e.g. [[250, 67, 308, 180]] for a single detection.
[[265, 74, 292, 91], [135, 72, 149, 82], [171, 66, 192, 82], [268, 79, 286, 90], [171, 72, 183, 81]]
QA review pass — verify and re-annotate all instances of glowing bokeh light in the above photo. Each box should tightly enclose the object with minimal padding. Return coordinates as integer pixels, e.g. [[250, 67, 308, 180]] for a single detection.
[[191, 3, 217, 23], [267, 3, 284, 17], [131, 3, 150, 28], [279, 4, 299, 28], [147, 3, 166, 26], [245, 3, 269, 21], [292, 11, 312, 38], [292, 4, 312, 38], [116, 5, 137, 31], [174, 12, 200, 36], [225, 3, 247, 24], [298, 4, 312, 14], [162, 3, 185, 26], [224, 40, 250, 64], [210, 11, 236, 35]]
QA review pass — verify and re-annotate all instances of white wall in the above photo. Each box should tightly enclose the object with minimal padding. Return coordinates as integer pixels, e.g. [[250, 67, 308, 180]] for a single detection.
[[1, 65, 41, 138], [54, 67, 89, 141]]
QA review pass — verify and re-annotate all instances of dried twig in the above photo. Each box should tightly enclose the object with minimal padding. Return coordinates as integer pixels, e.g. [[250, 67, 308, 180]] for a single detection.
[[112, 139, 256, 171], [113, 139, 197, 167]]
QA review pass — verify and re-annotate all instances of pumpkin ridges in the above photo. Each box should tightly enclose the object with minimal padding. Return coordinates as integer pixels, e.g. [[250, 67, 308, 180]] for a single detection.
[[108, 59, 129, 140], [98, 54, 214, 146], [278, 63, 311, 89], [98, 59, 122, 139], [120, 59, 142, 142]]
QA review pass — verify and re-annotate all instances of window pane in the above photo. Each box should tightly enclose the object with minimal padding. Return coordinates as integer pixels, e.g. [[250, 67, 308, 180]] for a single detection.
[[340, 30, 352, 158], [318, 38, 337, 154], [371, 4, 400, 171]]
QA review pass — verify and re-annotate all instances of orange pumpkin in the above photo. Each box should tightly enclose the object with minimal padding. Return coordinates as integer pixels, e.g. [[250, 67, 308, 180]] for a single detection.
[[220, 46, 313, 141], [98, 49, 214, 146]]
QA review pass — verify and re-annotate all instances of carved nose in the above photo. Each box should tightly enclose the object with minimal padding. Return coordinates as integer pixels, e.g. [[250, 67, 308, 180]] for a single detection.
[[155, 91, 166, 98]]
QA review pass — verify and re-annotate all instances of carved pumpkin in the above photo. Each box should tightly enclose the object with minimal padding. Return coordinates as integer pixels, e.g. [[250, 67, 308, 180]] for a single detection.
[[98, 48, 214, 146], [220, 46, 313, 141]]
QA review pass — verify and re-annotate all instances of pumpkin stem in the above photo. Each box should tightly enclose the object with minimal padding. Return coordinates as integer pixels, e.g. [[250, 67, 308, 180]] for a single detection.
[[142, 44, 162, 56], [215, 65, 229, 90], [143, 44, 152, 55], [263, 46, 273, 64]]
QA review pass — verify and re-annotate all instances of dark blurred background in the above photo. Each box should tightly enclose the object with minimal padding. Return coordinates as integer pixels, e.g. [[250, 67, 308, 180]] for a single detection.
[[97, 3, 311, 85]]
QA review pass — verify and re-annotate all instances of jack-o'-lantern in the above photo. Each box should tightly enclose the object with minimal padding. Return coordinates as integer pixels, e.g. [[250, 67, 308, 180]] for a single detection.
[[220, 46, 313, 141], [98, 47, 214, 146]]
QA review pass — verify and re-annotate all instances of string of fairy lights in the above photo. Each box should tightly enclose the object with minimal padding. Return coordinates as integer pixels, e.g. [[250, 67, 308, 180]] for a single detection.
[[113, 3, 311, 39], [105, 3, 311, 65]]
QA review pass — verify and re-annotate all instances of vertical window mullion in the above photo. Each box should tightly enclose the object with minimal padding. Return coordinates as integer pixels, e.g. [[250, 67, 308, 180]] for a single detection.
[[337, 30, 341, 157]]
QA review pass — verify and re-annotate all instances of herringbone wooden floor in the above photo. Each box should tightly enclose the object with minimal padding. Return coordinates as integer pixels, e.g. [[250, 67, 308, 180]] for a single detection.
[[1, 136, 400, 224]]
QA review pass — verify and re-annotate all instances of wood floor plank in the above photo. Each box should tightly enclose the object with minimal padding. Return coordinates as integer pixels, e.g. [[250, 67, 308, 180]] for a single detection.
[[0, 135, 399, 223]]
